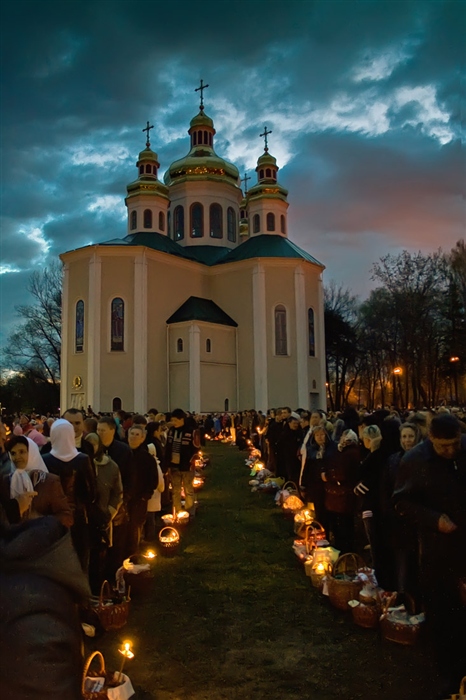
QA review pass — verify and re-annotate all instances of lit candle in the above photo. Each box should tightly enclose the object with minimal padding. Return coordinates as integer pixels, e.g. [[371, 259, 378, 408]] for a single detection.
[[144, 550, 156, 560], [118, 640, 134, 681]]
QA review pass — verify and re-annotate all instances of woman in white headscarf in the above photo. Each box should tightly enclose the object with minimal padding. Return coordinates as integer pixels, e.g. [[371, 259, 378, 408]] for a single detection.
[[43, 419, 96, 571], [1, 435, 72, 526]]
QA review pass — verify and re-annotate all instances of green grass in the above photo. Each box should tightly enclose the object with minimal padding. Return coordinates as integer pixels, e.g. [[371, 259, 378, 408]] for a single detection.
[[89, 443, 438, 700]]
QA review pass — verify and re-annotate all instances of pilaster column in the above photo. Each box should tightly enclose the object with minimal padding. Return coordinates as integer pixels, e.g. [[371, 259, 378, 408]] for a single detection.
[[316, 274, 327, 410], [252, 263, 268, 410], [60, 262, 69, 412], [189, 323, 201, 414], [294, 265, 308, 408], [133, 252, 148, 413], [87, 252, 102, 411]]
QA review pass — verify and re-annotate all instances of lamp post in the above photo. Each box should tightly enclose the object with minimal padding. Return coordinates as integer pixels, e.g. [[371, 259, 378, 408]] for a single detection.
[[393, 367, 403, 408], [449, 356, 460, 405]]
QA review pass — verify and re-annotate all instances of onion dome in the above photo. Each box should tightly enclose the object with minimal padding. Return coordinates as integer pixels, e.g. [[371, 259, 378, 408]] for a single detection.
[[247, 149, 288, 203], [126, 144, 168, 201], [164, 110, 240, 188]]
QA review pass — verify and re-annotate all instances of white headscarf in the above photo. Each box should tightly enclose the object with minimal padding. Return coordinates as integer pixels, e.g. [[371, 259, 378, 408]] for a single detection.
[[50, 419, 79, 462], [10, 437, 48, 499]]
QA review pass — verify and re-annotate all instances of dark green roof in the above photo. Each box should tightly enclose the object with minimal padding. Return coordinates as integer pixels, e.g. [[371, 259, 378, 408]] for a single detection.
[[98, 232, 323, 268], [219, 234, 324, 267], [167, 296, 238, 327]]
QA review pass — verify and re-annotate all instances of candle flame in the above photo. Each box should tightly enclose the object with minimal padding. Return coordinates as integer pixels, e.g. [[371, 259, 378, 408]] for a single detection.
[[144, 550, 156, 559], [118, 641, 135, 659]]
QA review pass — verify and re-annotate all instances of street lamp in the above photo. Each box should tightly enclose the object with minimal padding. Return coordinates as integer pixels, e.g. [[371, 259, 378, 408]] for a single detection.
[[393, 367, 403, 408], [449, 357, 460, 405]]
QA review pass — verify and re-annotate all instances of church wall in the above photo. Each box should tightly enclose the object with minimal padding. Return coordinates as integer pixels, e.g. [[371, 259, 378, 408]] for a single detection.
[[208, 263, 255, 409], [264, 262, 299, 409], [147, 254, 207, 411], [65, 257, 90, 410], [99, 256, 135, 412], [169, 363, 190, 409], [303, 267, 327, 411], [200, 364, 237, 413]]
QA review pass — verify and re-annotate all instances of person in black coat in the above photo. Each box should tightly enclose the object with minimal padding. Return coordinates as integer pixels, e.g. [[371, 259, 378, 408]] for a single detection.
[[393, 414, 466, 699], [276, 415, 303, 483], [300, 425, 335, 534], [127, 425, 159, 554], [0, 511, 90, 700]]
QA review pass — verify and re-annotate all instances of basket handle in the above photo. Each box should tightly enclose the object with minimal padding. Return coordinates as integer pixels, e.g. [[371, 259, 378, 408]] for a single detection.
[[82, 650, 106, 694], [99, 579, 113, 606], [331, 552, 363, 576], [159, 526, 179, 538], [282, 481, 298, 492]]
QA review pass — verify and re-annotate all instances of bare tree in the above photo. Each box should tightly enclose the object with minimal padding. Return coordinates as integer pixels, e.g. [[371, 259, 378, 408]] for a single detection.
[[2, 262, 62, 386]]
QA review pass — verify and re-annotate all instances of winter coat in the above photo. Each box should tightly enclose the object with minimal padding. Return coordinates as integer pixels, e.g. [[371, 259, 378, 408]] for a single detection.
[[0, 514, 90, 700], [165, 424, 200, 472], [104, 439, 134, 526], [129, 444, 159, 501], [277, 424, 303, 481], [1, 471, 73, 528], [43, 452, 96, 520], [323, 443, 361, 514], [393, 436, 466, 578]]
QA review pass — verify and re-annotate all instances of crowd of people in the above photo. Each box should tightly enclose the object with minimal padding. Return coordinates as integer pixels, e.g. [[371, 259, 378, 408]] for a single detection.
[[0, 403, 465, 699]]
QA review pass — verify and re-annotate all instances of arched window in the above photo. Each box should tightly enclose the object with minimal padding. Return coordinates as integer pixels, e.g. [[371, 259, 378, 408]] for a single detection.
[[145, 164, 151, 173], [153, 165, 157, 175], [111, 298, 124, 351], [274, 305, 287, 355], [177, 338, 183, 353], [112, 397, 122, 411], [227, 207, 236, 242], [266, 168, 271, 178], [139, 165, 144, 175], [167, 209, 171, 237], [308, 308, 315, 357], [210, 203, 223, 238], [143, 209, 152, 228], [193, 131, 197, 146], [130, 210, 137, 230], [159, 211, 165, 231], [204, 130, 208, 144], [75, 300, 84, 352], [240, 209, 246, 219], [198, 131, 203, 144], [266, 212, 275, 231], [253, 214, 260, 234], [209, 133, 213, 146], [190, 202, 204, 237], [174, 205, 184, 240], [280, 214, 286, 234], [259, 169, 264, 179], [224, 398, 229, 411], [206, 338, 211, 353]]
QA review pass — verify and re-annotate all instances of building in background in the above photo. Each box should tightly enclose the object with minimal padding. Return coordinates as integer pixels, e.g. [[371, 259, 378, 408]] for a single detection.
[[60, 92, 326, 413]]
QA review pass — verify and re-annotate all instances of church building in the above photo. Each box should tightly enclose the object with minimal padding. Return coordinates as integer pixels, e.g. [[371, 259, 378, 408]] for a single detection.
[[60, 87, 326, 414]]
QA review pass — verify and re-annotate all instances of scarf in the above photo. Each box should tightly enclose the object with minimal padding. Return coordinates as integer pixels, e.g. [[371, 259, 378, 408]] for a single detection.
[[10, 437, 48, 499], [50, 419, 79, 462]]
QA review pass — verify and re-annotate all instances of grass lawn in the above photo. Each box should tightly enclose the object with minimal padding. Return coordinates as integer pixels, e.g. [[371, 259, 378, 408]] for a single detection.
[[89, 443, 438, 700]]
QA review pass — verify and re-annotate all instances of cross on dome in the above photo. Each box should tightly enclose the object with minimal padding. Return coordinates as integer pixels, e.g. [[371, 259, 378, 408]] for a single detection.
[[241, 171, 251, 194], [260, 125, 272, 153], [142, 121, 154, 147], [195, 79, 209, 111]]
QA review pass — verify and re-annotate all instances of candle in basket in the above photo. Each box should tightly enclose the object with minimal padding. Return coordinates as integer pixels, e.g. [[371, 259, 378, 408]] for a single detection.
[[118, 640, 134, 681]]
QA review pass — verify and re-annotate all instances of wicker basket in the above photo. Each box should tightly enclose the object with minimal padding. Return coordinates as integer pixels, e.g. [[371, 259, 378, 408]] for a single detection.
[[351, 601, 380, 629], [277, 481, 299, 507], [327, 553, 365, 611], [380, 593, 423, 645], [305, 522, 327, 554], [89, 581, 130, 632], [82, 651, 134, 700], [158, 526, 180, 557]]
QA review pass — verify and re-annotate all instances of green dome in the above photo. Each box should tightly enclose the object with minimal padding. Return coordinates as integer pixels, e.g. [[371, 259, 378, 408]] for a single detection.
[[190, 111, 214, 129], [138, 146, 159, 163], [257, 151, 277, 168], [164, 146, 239, 186]]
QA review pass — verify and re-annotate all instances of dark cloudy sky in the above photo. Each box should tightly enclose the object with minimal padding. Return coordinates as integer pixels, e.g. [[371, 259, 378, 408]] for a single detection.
[[0, 0, 464, 346]]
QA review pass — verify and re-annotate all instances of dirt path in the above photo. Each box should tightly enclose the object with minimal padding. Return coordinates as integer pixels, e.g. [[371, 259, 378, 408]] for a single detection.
[[91, 443, 438, 700]]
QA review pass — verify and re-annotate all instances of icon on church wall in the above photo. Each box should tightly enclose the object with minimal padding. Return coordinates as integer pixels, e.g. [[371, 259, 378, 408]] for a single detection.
[[111, 297, 124, 351], [76, 300, 84, 352]]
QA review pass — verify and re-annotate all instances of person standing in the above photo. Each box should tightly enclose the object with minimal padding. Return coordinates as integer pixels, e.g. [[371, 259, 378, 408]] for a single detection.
[[393, 414, 466, 699], [165, 409, 200, 517], [62, 409, 95, 463], [126, 425, 159, 554]]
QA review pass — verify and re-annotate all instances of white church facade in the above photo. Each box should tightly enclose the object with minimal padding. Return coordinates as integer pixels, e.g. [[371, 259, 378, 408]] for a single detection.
[[60, 92, 326, 414]]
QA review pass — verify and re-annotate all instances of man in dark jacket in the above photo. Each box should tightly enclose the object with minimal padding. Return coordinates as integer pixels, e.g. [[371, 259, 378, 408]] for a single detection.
[[127, 425, 159, 553], [165, 409, 200, 516], [0, 511, 90, 700], [393, 414, 466, 698], [97, 417, 134, 577]]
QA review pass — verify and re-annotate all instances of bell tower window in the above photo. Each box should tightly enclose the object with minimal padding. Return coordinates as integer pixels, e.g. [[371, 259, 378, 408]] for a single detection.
[[227, 207, 236, 242], [130, 210, 137, 230], [143, 209, 152, 228], [253, 214, 260, 233], [266, 168, 271, 178], [159, 211, 165, 231], [139, 165, 144, 175], [259, 169, 264, 179], [266, 213, 275, 231], [210, 203, 223, 238], [280, 215, 286, 234], [193, 131, 197, 146], [145, 164, 151, 173], [174, 205, 184, 240], [190, 203, 204, 238]]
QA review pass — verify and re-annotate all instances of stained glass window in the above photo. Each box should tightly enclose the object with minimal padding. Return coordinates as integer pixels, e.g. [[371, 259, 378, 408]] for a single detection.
[[111, 298, 124, 351], [75, 300, 84, 352]]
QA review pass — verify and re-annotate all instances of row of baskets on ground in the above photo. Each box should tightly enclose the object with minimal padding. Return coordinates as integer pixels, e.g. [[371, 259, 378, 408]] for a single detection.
[[246, 450, 425, 646], [82, 453, 209, 698]]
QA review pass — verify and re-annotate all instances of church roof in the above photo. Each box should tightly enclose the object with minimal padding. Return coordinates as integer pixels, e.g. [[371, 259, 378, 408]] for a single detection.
[[219, 235, 324, 267], [98, 232, 323, 268], [167, 296, 238, 327]]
